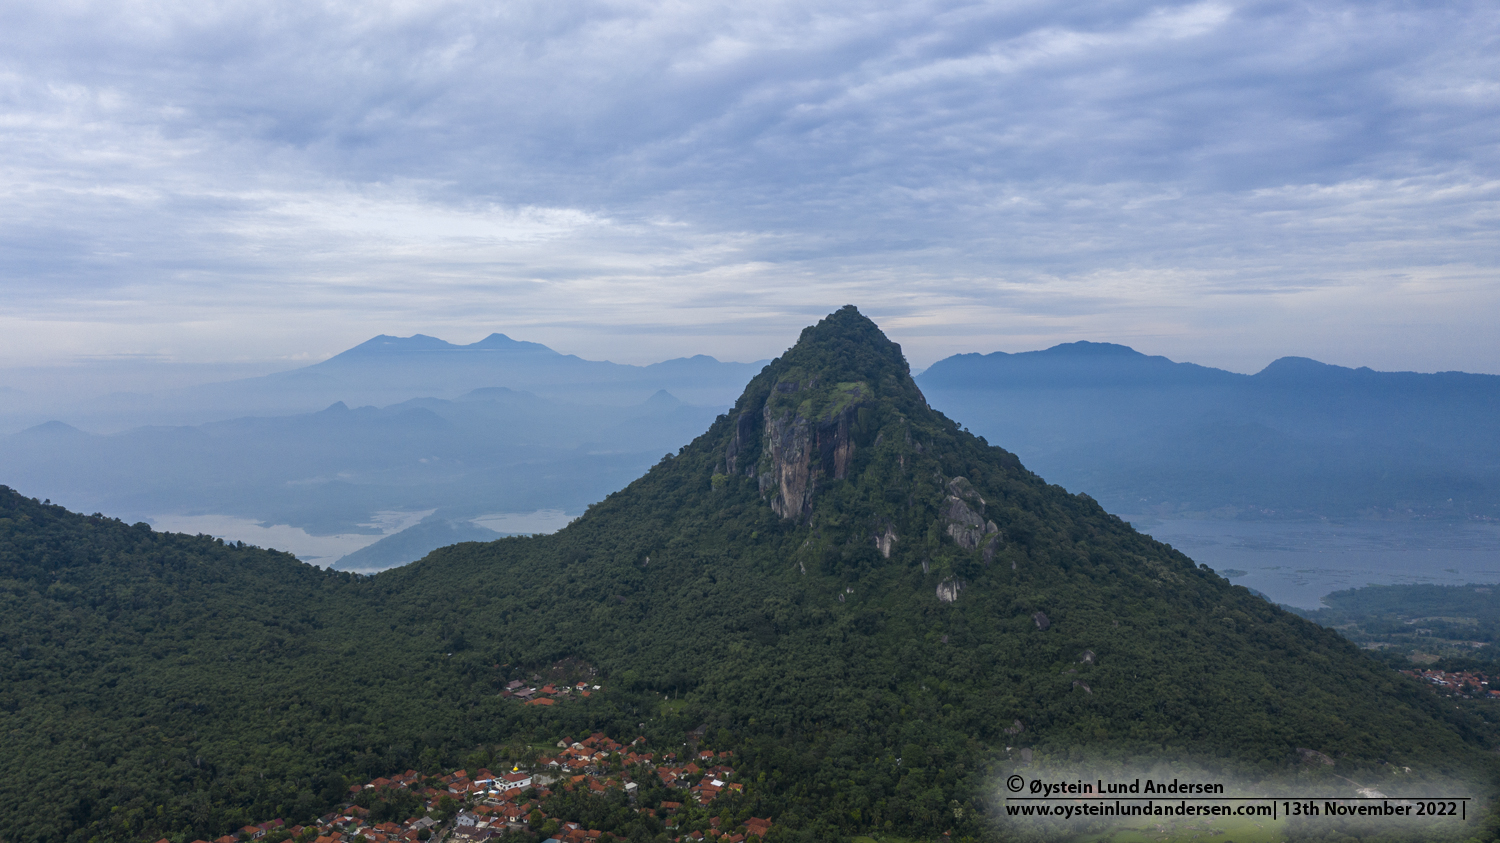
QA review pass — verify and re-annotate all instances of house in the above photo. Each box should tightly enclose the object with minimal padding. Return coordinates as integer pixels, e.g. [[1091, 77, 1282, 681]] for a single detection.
[[498, 771, 533, 792]]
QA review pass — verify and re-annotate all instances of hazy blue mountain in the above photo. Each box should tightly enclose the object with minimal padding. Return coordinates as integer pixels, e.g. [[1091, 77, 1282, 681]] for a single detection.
[[331, 514, 508, 572], [0, 333, 766, 433], [0, 388, 723, 541], [918, 344, 1500, 520], [171, 333, 767, 421]]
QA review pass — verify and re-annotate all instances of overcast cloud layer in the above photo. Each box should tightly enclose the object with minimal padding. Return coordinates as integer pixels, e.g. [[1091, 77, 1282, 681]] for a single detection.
[[1, 0, 1497, 374]]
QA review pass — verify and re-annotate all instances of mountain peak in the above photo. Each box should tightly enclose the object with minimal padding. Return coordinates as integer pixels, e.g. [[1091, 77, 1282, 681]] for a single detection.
[[1254, 355, 1353, 380], [734, 306, 925, 416], [712, 307, 945, 520], [508, 307, 1476, 815], [465, 333, 557, 354], [1041, 340, 1145, 357], [641, 388, 683, 408], [778, 305, 910, 382], [16, 420, 88, 437]]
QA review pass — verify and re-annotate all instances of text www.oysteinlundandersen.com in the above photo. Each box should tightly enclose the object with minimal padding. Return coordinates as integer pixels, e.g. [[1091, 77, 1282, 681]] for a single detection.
[[1006, 800, 1274, 820], [1005, 799, 1464, 821]]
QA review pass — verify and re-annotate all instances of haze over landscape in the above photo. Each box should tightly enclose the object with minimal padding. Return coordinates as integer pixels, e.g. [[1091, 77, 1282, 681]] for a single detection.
[[4, 329, 1499, 593], [3, 0, 1499, 841]]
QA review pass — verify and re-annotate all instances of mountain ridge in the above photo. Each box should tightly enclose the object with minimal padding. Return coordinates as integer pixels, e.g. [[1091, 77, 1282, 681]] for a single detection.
[[917, 339, 1500, 519]]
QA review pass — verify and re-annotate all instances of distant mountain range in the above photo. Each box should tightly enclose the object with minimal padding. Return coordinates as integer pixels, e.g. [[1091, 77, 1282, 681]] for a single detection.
[[917, 343, 1500, 520], [0, 386, 723, 562], [0, 333, 767, 433], [0, 333, 768, 567], [3, 333, 1496, 576], [186, 332, 767, 414]]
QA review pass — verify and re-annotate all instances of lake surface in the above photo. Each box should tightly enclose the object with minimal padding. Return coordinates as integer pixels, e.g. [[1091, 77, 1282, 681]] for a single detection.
[[149, 509, 577, 566], [148, 510, 433, 563], [1130, 518, 1500, 608]]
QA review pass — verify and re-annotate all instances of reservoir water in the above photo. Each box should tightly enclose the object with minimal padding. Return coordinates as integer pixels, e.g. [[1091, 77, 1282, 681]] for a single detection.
[[1128, 519, 1500, 609]]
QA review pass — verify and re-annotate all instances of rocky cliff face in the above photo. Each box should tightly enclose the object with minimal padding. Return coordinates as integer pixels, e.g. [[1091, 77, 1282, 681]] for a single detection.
[[740, 378, 870, 519]]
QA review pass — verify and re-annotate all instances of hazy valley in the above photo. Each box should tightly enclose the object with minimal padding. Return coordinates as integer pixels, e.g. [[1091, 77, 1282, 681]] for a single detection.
[[5, 327, 1498, 577]]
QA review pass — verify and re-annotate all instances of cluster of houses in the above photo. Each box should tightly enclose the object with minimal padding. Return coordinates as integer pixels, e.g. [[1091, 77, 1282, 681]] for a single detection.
[[1405, 668, 1500, 698], [500, 679, 599, 707], [165, 732, 772, 843]]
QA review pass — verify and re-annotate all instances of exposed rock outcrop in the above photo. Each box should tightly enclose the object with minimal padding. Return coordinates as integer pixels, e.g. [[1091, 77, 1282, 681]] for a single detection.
[[1296, 748, 1335, 766], [762, 408, 815, 518], [724, 410, 759, 476], [981, 529, 1003, 565], [942, 476, 1001, 550], [1032, 611, 1050, 630], [943, 496, 986, 549], [875, 525, 897, 558], [937, 577, 963, 603], [758, 380, 869, 519]]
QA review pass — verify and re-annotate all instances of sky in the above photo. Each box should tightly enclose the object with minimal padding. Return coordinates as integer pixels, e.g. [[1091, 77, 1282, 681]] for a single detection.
[[2, 0, 1497, 380]]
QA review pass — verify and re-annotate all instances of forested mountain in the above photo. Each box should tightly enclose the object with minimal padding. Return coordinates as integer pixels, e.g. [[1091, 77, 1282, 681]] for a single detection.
[[918, 343, 1500, 520], [3, 308, 1496, 843]]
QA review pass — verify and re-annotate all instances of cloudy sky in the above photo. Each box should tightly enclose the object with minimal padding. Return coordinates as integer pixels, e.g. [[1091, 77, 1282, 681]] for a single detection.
[[2, 0, 1497, 378]]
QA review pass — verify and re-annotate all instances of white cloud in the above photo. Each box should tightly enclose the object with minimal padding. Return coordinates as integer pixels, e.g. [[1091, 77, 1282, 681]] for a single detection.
[[0, 0, 1495, 374]]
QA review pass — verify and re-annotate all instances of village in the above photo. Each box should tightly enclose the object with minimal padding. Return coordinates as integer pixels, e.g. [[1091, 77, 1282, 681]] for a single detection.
[[500, 679, 599, 708], [1404, 668, 1500, 699], [160, 730, 775, 843]]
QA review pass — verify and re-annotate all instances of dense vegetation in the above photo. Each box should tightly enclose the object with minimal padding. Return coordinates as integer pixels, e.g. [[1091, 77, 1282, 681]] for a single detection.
[[3, 307, 1497, 843], [1291, 583, 1500, 671]]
